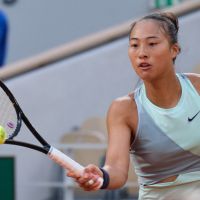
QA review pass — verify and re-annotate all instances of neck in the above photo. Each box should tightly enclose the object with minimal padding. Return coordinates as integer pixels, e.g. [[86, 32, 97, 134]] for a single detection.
[[144, 73, 182, 108]]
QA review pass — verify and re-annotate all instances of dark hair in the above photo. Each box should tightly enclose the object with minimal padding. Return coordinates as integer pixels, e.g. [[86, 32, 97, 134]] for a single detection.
[[129, 12, 181, 62]]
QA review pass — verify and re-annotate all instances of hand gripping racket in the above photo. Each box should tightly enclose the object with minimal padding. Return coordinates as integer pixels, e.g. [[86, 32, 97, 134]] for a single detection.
[[0, 80, 103, 187]]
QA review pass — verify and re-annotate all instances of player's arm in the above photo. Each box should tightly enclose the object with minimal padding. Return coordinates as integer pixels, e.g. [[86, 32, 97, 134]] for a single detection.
[[67, 96, 135, 190], [102, 97, 133, 189]]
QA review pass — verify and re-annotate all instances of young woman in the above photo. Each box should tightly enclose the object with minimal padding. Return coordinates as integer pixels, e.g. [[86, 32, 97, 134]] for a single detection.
[[67, 12, 200, 199]]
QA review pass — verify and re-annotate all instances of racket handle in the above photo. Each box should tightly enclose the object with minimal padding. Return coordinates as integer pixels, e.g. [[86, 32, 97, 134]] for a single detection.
[[48, 146, 84, 175], [48, 146, 103, 188]]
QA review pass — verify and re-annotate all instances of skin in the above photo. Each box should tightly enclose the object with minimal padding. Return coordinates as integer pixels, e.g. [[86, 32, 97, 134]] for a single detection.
[[67, 19, 200, 190]]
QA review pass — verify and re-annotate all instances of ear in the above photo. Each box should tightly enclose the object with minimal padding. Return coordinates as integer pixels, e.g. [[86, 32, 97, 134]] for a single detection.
[[171, 43, 180, 60]]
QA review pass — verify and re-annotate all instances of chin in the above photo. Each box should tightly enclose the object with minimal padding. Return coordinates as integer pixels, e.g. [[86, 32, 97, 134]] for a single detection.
[[137, 72, 156, 82]]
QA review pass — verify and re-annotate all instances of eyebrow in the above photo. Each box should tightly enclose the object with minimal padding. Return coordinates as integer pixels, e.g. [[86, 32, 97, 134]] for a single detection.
[[130, 36, 159, 40]]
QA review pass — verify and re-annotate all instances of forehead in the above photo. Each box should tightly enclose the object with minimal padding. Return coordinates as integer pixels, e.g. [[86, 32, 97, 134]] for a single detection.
[[130, 19, 165, 39]]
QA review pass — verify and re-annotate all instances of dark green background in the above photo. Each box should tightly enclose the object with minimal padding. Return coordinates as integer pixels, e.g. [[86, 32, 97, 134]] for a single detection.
[[0, 157, 15, 200]]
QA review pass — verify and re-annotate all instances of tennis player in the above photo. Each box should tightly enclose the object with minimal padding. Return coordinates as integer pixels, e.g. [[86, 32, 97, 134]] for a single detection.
[[67, 12, 200, 199]]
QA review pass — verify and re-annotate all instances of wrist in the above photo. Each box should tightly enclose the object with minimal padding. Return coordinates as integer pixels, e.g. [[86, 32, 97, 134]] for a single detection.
[[99, 167, 110, 189]]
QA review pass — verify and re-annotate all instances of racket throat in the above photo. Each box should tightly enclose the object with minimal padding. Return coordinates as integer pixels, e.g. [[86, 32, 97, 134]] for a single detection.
[[44, 144, 51, 152]]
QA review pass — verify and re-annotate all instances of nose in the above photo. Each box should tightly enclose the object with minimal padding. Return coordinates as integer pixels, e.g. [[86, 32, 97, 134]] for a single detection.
[[138, 46, 148, 59]]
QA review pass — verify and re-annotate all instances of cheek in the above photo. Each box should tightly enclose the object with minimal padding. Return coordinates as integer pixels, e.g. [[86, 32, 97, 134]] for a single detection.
[[155, 42, 173, 59], [128, 50, 138, 71], [152, 52, 173, 73], [128, 48, 132, 58], [152, 47, 172, 62], [128, 49, 136, 63], [129, 56, 137, 72]]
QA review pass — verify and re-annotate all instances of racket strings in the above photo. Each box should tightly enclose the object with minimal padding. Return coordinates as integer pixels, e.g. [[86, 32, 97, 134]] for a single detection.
[[0, 89, 18, 137]]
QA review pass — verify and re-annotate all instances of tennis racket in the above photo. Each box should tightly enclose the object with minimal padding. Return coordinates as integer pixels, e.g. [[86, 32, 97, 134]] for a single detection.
[[0, 80, 103, 186]]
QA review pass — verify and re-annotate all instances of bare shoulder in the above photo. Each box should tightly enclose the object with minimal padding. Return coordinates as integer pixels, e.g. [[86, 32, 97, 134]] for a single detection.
[[107, 93, 138, 133], [108, 94, 137, 117], [184, 73, 200, 94]]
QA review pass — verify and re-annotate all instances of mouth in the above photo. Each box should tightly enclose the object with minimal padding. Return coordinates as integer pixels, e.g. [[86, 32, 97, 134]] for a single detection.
[[138, 62, 152, 70]]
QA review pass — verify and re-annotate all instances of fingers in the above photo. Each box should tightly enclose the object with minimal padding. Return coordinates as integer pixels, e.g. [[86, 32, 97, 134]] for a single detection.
[[77, 174, 101, 191], [66, 170, 80, 179], [84, 164, 103, 188], [88, 179, 94, 185], [66, 164, 103, 191], [85, 164, 102, 175]]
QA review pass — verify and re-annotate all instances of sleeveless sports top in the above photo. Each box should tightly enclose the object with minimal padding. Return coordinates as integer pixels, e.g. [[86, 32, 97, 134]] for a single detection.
[[131, 73, 200, 186]]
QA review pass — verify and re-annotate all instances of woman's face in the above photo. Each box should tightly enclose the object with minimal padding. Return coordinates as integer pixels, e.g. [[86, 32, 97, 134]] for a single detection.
[[128, 19, 179, 82]]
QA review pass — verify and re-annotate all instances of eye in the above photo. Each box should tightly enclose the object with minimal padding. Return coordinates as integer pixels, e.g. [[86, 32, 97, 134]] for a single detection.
[[130, 44, 138, 48], [149, 42, 157, 46]]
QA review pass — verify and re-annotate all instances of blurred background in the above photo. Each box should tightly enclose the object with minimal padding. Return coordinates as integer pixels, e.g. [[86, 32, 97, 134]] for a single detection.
[[0, 0, 200, 200]]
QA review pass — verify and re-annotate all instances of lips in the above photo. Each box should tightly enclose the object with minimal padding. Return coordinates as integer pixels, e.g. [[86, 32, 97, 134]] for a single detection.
[[138, 62, 151, 70]]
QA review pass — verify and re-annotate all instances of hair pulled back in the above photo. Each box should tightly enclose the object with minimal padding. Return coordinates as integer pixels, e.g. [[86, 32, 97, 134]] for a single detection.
[[129, 12, 180, 62]]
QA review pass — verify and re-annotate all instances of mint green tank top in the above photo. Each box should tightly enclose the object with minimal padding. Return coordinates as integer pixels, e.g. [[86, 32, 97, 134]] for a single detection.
[[131, 73, 200, 187]]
